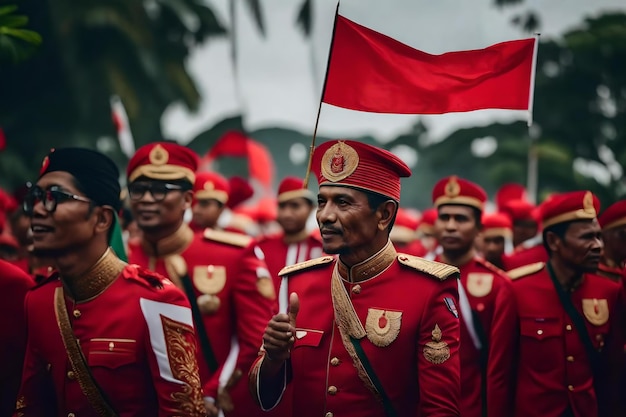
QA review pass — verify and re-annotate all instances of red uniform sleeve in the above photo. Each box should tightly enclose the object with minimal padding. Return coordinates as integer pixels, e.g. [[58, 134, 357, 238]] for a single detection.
[[139, 284, 207, 417], [486, 277, 518, 417], [417, 277, 461, 417]]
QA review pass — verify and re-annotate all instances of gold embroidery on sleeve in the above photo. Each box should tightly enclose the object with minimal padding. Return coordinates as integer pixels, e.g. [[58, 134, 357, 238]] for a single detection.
[[423, 324, 451, 364], [161, 315, 207, 416]]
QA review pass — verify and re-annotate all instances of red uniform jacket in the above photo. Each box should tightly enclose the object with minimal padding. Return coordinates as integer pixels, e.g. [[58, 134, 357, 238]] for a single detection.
[[511, 263, 624, 417], [0, 260, 33, 416], [256, 232, 324, 310], [251, 243, 462, 417], [15, 265, 205, 416], [435, 255, 517, 417], [129, 224, 276, 417], [502, 244, 548, 271]]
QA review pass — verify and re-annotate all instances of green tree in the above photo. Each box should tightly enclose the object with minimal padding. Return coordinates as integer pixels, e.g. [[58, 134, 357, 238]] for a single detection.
[[0, 4, 41, 63]]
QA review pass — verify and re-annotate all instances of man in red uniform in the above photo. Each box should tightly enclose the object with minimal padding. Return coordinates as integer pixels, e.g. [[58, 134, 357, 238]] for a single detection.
[[0, 259, 32, 416], [597, 200, 626, 285], [15, 148, 206, 416], [502, 199, 547, 271], [432, 176, 517, 417], [417, 208, 440, 260], [250, 140, 461, 417], [190, 171, 230, 232], [480, 212, 513, 270], [509, 191, 624, 417], [391, 207, 427, 257], [126, 142, 275, 417], [255, 176, 323, 307]]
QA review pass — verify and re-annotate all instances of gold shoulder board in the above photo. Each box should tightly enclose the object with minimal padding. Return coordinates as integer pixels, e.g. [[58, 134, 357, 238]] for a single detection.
[[203, 228, 252, 248], [507, 262, 545, 280], [397, 254, 459, 281], [278, 256, 335, 277]]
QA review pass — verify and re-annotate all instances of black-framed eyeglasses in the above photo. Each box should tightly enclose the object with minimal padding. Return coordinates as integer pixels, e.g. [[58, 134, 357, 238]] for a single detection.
[[23, 185, 92, 216], [127, 182, 187, 202]]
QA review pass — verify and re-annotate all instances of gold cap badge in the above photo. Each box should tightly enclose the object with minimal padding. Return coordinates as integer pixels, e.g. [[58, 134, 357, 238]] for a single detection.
[[149, 144, 169, 166], [321, 141, 359, 182], [444, 176, 461, 198], [583, 191, 596, 215], [204, 181, 215, 191]]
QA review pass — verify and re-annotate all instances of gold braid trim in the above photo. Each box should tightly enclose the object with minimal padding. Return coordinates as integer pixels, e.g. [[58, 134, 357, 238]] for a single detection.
[[397, 254, 459, 281], [507, 262, 545, 280], [161, 315, 207, 417], [63, 248, 126, 302], [331, 266, 381, 402]]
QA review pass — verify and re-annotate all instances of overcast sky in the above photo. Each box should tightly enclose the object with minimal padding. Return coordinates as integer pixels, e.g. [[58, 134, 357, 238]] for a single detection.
[[162, 0, 626, 145]]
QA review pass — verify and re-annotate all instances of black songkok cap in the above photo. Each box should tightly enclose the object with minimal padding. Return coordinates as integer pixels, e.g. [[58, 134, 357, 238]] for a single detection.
[[39, 148, 122, 212]]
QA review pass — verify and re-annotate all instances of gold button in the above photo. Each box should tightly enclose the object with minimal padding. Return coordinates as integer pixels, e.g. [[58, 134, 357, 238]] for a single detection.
[[68, 413, 76, 417], [325, 413, 333, 417], [566, 356, 574, 362], [327, 386, 338, 395], [46, 363, 52, 372], [67, 371, 75, 380], [596, 334, 603, 341], [73, 309, 81, 318], [536, 329, 543, 335], [568, 385, 574, 392], [330, 357, 340, 366], [351, 285, 361, 294], [566, 325, 572, 331]]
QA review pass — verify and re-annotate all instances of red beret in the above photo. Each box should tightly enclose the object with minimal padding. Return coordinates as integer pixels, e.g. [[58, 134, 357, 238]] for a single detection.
[[432, 176, 487, 211], [482, 212, 513, 239], [598, 200, 626, 230], [417, 208, 437, 235], [540, 191, 600, 229], [193, 172, 229, 204], [127, 142, 199, 183], [277, 177, 315, 203], [312, 140, 411, 201], [501, 199, 537, 223]]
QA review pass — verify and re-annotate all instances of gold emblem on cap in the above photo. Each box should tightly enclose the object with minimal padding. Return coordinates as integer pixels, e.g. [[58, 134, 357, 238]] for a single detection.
[[204, 181, 215, 191], [582, 191, 596, 215], [444, 176, 461, 197], [321, 141, 359, 182], [149, 144, 169, 166]]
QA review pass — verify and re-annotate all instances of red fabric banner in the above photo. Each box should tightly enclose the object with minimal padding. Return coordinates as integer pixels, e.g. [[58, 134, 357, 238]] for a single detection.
[[322, 15, 536, 114]]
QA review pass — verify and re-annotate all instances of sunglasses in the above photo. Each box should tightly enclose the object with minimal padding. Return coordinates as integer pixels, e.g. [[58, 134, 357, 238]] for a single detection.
[[127, 182, 187, 202], [23, 185, 92, 216]]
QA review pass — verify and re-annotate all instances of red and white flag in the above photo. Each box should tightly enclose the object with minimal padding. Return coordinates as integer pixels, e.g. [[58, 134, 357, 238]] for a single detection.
[[322, 15, 537, 121], [110, 96, 135, 158]]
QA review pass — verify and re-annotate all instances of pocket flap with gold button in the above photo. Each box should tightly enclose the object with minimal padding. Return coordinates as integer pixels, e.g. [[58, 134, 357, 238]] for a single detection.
[[582, 298, 609, 326], [293, 328, 324, 349], [88, 339, 137, 369], [193, 265, 226, 295]]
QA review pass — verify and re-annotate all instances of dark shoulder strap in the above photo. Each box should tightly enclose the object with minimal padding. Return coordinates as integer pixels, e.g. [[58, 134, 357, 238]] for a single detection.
[[54, 288, 118, 417]]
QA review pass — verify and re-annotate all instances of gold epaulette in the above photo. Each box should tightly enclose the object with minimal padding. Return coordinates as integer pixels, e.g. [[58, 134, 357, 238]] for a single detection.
[[507, 262, 545, 280], [203, 228, 252, 248], [278, 256, 335, 277], [397, 254, 459, 281]]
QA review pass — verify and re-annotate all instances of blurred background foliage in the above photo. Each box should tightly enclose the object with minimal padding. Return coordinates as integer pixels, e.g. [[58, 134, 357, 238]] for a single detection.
[[0, 0, 625, 209]]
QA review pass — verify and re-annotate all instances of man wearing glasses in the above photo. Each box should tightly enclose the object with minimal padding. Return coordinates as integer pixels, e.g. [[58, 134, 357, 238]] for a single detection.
[[126, 142, 276, 417], [15, 147, 207, 416]]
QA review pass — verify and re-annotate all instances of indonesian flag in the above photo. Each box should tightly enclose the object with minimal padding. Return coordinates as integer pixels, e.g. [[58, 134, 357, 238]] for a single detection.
[[110, 96, 135, 158], [0, 127, 6, 152], [323, 15, 537, 117]]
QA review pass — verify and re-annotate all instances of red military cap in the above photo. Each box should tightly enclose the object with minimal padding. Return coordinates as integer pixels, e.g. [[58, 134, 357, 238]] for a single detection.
[[598, 200, 626, 231], [277, 177, 315, 203], [495, 183, 526, 212], [193, 172, 229, 204], [127, 142, 199, 183], [417, 208, 437, 235], [540, 190, 600, 229], [482, 212, 513, 239], [226, 176, 254, 210], [432, 175, 487, 210], [501, 199, 537, 223], [311, 140, 411, 201], [391, 208, 420, 243]]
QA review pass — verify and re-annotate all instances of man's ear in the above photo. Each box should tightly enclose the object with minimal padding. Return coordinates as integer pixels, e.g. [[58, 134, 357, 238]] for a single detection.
[[378, 200, 398, 231], [545, 231, 561, 253], [95, 206, 115, 235], [183, 190, 193, 210]]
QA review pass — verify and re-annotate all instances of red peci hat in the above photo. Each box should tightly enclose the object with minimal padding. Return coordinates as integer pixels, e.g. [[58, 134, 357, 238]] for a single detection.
[[417, 208, 437, 235], [277, 176, 315, 203], [482, 212, 513, 239], [311, 140, 411, 201], [540, 191, 600, 229], [598, 200, 626, 231], [127, 142, 199, 183], [193, 172, 230, 204], [501, 199, 537, 223], [432, 176, 487, 211]]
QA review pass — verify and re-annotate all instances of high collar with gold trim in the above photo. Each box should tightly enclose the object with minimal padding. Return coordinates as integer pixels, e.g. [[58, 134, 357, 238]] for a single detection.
[[141, 223, 194, 257], [337, 240, 397, 283], [61, 248, 126, 302]]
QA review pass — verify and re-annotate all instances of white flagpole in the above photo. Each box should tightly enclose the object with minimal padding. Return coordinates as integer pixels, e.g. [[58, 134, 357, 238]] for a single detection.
[[527, 33, 540, 127]]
